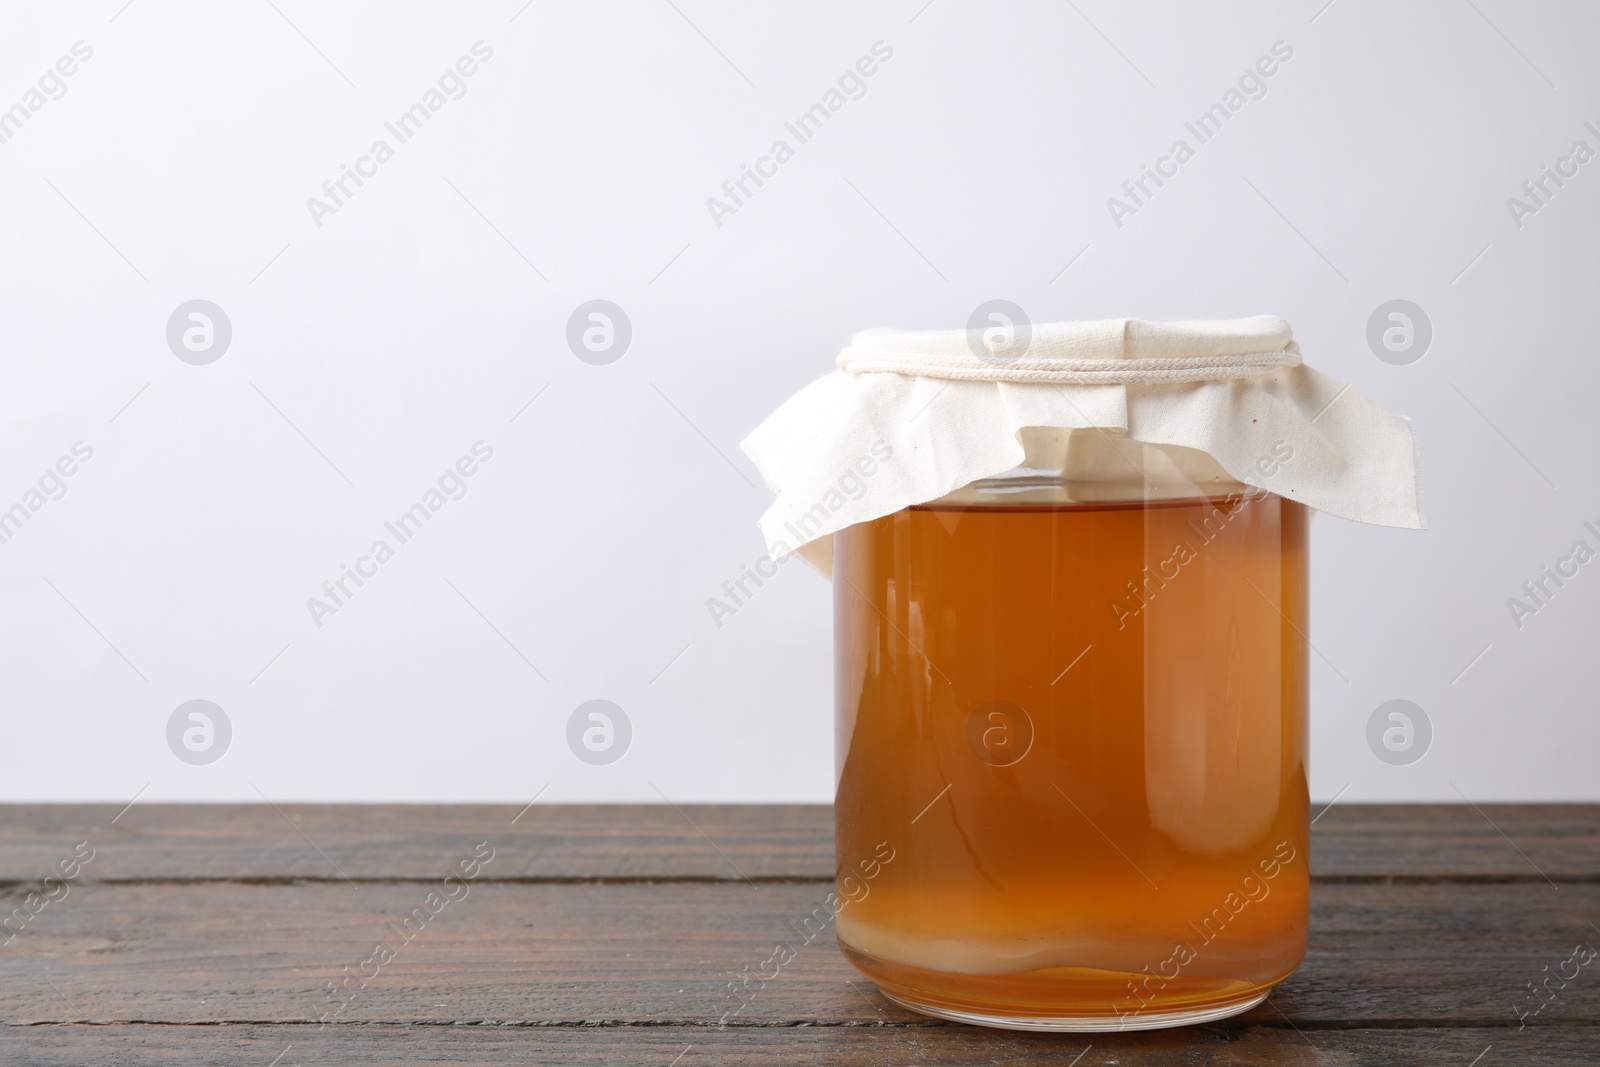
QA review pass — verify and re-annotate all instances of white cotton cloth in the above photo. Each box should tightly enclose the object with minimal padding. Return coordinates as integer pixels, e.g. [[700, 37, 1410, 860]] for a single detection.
[[741, 316, 1424, 575]]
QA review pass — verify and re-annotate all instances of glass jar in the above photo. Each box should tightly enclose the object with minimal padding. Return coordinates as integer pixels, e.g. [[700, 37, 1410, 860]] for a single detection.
[[832, 429, 1309, 1031]]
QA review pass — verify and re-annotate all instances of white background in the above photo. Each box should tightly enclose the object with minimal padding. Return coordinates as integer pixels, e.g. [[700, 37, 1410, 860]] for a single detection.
[[1, 0, 1595, 803]]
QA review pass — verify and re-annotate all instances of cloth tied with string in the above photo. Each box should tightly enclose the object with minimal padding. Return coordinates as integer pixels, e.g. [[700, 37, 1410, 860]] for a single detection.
[[742, 315, 1423, 575]]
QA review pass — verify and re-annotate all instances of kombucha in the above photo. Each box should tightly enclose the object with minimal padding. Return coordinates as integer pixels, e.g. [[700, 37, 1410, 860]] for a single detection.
[[833, 488, 1309, 1029]]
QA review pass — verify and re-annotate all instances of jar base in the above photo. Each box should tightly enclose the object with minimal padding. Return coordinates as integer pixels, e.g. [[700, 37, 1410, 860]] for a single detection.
[[841, 939, 1290, 1033], [876, 986, 1269, 1033]]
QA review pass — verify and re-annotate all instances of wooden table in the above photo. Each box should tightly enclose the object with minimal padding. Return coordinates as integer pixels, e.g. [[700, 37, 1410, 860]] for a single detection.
[[0, 804, 1595, 1064]]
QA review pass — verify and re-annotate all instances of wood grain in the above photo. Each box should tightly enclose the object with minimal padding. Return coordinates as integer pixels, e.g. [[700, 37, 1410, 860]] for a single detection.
[[1, 803, 1596, 1064], [0, 803, 835, 882], [0, 881, 1594, 1026], [1308, 803, 1600, 881], [0, 803, 1594, 882], [0, 1024, 1589, 1067]]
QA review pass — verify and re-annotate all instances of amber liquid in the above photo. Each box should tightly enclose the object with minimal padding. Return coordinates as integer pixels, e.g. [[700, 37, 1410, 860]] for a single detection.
[[833, 492, 1309, 1026]]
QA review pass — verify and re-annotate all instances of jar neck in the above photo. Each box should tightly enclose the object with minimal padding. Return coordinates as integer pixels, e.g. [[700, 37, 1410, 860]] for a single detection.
[[930, 429, 1256, 508]]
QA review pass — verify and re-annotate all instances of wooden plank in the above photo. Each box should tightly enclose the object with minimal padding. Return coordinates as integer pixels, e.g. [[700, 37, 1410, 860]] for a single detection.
[[0, 881, 1594, 1027], [0, 1023, 1590, 1066], [1, 803, 1596, 882], [1311, 803, 1600, 881], [0, 803, 835, 882]]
